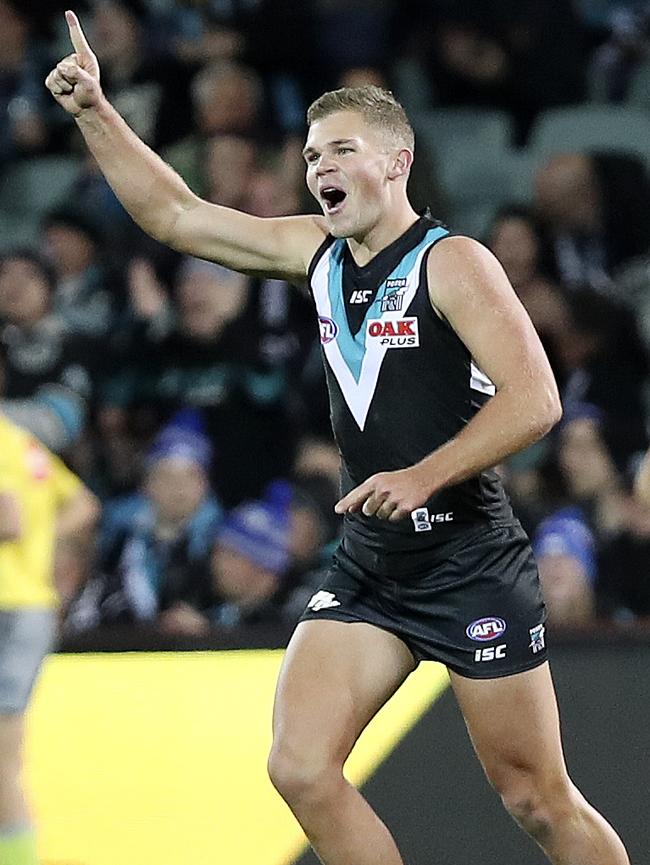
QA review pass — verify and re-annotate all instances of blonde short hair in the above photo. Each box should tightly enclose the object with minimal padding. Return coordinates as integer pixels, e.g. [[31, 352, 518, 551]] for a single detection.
[[307, 86, 414, 152]]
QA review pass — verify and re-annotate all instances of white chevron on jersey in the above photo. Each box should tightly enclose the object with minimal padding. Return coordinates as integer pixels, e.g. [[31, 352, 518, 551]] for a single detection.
[[311, 243, 431, 430]]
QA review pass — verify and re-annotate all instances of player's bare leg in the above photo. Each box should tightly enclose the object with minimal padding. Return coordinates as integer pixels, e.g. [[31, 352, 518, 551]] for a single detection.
[[0, 712, 38, 864], [450, 663, 630, 864], [0, 714, 29, 826], [268, 619, 416, 865]]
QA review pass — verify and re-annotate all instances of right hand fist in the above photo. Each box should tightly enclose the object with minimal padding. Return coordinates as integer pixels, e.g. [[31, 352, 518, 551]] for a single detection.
[[45, 10, 102, 116]]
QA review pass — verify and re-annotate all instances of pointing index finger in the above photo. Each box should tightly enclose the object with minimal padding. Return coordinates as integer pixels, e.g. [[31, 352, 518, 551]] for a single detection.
[[335, 484, 367, 514], [65, 10, 92, 55]]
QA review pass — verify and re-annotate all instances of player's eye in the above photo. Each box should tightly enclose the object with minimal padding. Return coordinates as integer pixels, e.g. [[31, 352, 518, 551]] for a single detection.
[[337, 147, 353, 155]]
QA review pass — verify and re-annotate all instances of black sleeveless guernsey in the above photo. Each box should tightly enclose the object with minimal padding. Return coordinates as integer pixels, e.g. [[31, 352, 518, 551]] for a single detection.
[[308, 213, 516, 560]]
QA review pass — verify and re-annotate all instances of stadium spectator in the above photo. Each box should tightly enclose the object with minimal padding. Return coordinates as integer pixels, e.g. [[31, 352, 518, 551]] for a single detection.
[[66, 411, 222, 635], [312, 0, 396, 84], [204, 134, 260, 208], [0, 248, 94, 451], [163, 0, 247, 67], [550, 403, 624, 526], [88, 0, 194, 148], [162, 61, 265, 195], [396, 0, 586, 142], [534, 150, 650, 292], [108, 255, 315, 506], [486, 205, 571, 375], [41, 204, 123, 340], [0, 0, 51, 165], [598, 491, 650, 621], [533, 506, 597, 628], [208, 487, 309, 629], [587, 3, 650, 102], [244, 0, 322, 132], [554, 289, 648, 469]]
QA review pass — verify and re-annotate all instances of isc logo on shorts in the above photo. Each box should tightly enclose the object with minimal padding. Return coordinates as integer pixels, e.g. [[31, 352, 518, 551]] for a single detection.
[[474, 644, 507, 662], [367, 317, 419, 348]]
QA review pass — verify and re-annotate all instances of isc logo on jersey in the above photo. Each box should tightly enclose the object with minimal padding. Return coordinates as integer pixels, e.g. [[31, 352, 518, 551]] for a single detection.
[[367, 317, 419, 348]]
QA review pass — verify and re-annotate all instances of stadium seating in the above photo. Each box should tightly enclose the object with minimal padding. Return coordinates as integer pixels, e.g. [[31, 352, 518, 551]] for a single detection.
[[432, 144, 539, 239], [528, 104, 650, 166], [412, 108, 514, 163], [626, 58, 650, 112]]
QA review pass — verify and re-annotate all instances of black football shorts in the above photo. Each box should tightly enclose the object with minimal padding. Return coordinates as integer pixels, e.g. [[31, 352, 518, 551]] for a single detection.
[[300, 522, 548, 679]]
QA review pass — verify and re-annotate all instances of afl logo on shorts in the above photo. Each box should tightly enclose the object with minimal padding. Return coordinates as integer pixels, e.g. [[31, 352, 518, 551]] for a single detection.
[[466, 617, 507, 642], [319, 316, 338, 344]]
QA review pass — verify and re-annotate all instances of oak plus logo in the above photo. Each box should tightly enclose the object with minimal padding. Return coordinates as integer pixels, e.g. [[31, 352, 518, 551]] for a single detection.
[[366, 317, 419, 348], [318, 316, 338, 344]]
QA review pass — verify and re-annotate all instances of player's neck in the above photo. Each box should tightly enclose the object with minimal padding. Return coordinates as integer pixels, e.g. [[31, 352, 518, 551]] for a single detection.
[[346, 202, 420, 267]]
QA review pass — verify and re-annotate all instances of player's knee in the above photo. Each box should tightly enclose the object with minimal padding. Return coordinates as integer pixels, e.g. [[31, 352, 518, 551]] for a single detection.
[[495, 769, 576, 842], [267, 742, 339, 806]]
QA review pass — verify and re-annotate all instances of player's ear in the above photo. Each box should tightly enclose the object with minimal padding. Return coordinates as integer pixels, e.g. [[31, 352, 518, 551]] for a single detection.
[[388, 148, 413, 180]]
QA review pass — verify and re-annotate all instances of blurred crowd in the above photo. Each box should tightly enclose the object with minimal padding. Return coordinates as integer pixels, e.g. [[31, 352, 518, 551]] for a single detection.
[[1, 0, 650, 642]]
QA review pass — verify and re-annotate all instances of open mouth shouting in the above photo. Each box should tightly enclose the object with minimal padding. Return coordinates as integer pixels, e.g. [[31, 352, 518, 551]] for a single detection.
[[320, 185, 347, 215]]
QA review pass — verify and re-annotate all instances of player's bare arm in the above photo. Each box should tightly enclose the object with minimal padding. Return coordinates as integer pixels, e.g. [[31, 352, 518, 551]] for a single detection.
[[0, 492, 21, 541], [337, 236, 562, 520], [45, 11, 326, 280]]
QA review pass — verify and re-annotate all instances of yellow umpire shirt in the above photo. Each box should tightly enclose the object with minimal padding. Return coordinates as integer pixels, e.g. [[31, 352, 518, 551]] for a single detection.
[[0, 415, 82, 610]]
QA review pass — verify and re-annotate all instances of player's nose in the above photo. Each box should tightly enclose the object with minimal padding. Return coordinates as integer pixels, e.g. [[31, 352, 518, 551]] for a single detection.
[[316, 155, 337, 175]]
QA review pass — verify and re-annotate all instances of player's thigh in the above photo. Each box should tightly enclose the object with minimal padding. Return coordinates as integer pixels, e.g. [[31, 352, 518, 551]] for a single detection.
[[0, 713, 25, 770], [272, 619, 417, 765], [449, 662, 569, 791], [0, 609, 56, 715]]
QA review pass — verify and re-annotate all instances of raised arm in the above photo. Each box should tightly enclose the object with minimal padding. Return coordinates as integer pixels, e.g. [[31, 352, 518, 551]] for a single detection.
[[45, 11, 325, 280]]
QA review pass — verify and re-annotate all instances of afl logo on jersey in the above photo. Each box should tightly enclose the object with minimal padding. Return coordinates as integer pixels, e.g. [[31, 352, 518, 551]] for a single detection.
[[319, 316, 338, 344], [367, 317, 420, 348], [466, 617, 507, 642]]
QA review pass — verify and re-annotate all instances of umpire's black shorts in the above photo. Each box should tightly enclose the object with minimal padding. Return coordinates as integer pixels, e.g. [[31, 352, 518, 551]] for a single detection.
[[299, 522, 548, 678]]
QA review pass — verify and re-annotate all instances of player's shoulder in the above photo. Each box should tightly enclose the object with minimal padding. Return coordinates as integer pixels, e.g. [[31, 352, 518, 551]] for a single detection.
[[425, 234, 514, 322], [427, 234, 505, 293], [427, 234, 495, 272]]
